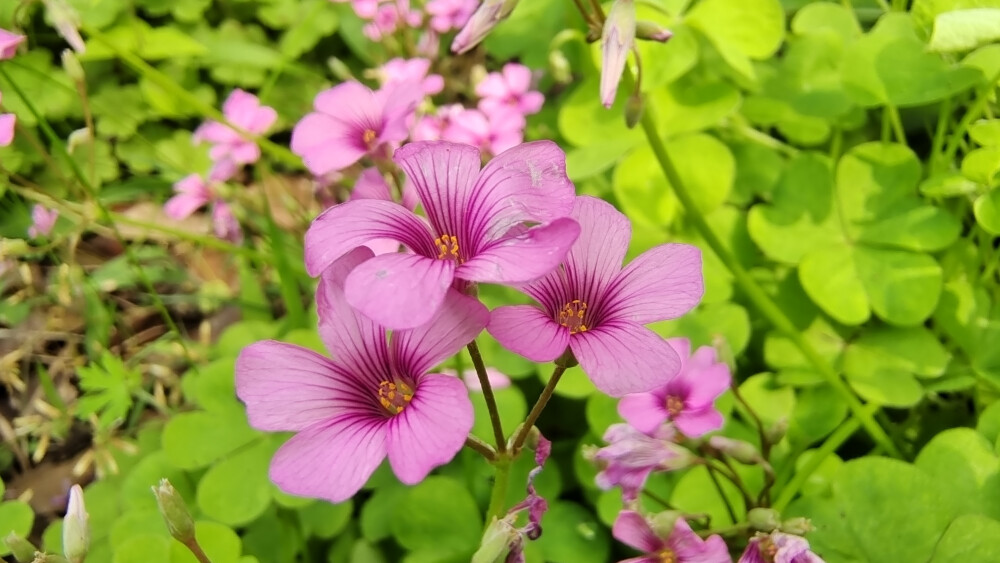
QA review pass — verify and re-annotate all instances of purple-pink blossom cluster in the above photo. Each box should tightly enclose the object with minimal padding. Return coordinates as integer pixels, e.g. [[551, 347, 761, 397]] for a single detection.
[[330, 0, 477, 42]]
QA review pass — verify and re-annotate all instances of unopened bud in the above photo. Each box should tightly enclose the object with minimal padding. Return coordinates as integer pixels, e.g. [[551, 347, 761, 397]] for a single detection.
[[625, 91, 644, 128], [781, 517, 814, 535], [599, 0, 636, 108], [636, 21, 672, 42], [62, 485, 89, 563], [152, 479, 195, 543], [707, 436, 762, 465], [326, 57, 354, 82], [4, 533, 37, 562], [451, 0, 520, 54], [649, 510, 683, 538], [60, 49, 84, 82], [32, 555, 69, 563], [66, 128, 91, 154], [472, 517, 519, 563], [765, 417, 789, 445], [548, 50, 572, 84], [748, 508, 780, 532]]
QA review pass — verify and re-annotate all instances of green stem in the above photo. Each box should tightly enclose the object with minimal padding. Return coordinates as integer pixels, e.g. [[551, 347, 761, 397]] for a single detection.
[[465, 435, 496, 461], [183, 539, 214, 563], [943, 82, 998, 166], [930, 97, 953, 175], [705, 463, 740, 523], [486, 456, 512, 525], [511, 364, 567, 453], [886, 104, 907, 145], [772, 416, 861, 512], [467, 340, 506, 452], [635, 83, 903, 459]]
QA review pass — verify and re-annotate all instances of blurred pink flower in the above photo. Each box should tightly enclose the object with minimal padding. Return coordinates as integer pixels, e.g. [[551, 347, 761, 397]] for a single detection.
[[442, 106, 524, 156], [440, 367, 511, 391], [618, 338, 731, 438], [476, 63, 544, 116], [426, 0, 478, 32], [0, 29, 26, 59], [613, 512, 730, 563], [363, 0, 422, 40], [411, 104, 464, 142], [194, 89, 277, 170], [164, 172, 242, 243], [28, 205, 59, 238], [592, 423, 693, 500], [328, 0, 382, 19], [291, 80, 422, 175], [0, 93, 15, 147], [739, 532, 826, 563], [379, 58, 444, 96], [236, 247, 488, 503]]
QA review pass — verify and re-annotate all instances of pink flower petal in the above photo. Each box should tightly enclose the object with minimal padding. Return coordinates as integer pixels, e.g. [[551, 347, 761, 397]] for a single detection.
[[352, 168, 394, 201], [344, 252, 456, 330], [269, 414, 387, 503], [455, 217, 580, 284], [386, 373, 473, 483], [394, 140, 482, 238], [391, 289, 488, 376], [674, 407, 725, 438], [0, 113, 14, 147], [303, 199, 436, 276], [612, 511, 663, 553], [669, 518, 731, 563], [502, 63, 533, 94], [606, 243, 704, 325], [563, 196, 631, 306], [570, 321, 680, 397], [617, 392, 667, 435], [236, 341, 362, 432], [683, 347, 731, 407], [0, 29, 26, 60], [291, 113, 367, 175], [487, 305, 569, 363]]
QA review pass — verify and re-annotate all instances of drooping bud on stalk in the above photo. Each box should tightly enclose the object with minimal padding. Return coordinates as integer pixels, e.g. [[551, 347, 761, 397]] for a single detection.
[[4, 532, 37, 562], [765, 417, 789, 445], [624, 91, 644, 128], [707, 436, 763, 465], [549, 49, 572, 84], [780, 517, 814, 535], [649, 510, 683, 538], [60, 49, 84, 82], [152, 479, 195, 543], [600, 0, 636, 108], [636, 21, 672, 42], [747, 507, 781, 532], [62, 485, 89, 563], [451, 0, 520, 54], [42, 0, 86, 53]]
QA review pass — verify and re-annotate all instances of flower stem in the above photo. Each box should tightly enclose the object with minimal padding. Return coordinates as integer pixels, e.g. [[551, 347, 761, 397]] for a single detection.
[[465, 435, 496, 461], [486, 455, 512, 526], [511, 364, 566, 453], [183, 539, 214, 563], [729, 381, 771, 461], [634, 82, 903, 460], [704, 463, 740, 523], [467, 340, 506, 452]]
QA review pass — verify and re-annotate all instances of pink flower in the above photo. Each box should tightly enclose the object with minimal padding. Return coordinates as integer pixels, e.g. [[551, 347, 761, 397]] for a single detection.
[[442, 106, 525, 156], [236, 247, 489, 502], [0, 29, 26, 59], [592, 423, 693, 500], [613, 512, 730, 563], [451, 0, 519, 54], [440, 367, 511, 391], [329, 0, 383, 19], [488, 196, 704, 396], [412, 104, 464, 142], [164, 172, 242, 243], [194, 89, 277, 170], [618, 338, 730, 438], [600, 0, 636, 108], [0, 93, 15, 147], [350, 167, 418, 255], [426, 0, 478, 32], [739, 532, 825, 563], [211, 201, 242, 243], [291, 80, 422, 175], [363, 0, 422, 40], [476, 64, 544, 116], [304, 140, 580, 330], [28, 205, 59, 238], [379, 58, 444, 97]]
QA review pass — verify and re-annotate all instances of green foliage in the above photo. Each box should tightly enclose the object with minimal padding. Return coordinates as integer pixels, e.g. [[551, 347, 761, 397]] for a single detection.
[[76, 352, 143, 427]]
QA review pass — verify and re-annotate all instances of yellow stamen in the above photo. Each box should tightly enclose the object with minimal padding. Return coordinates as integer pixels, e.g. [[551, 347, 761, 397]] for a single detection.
[[362, 128, 377, 146], [434, 234, 461, 261], [558, 300, 589, 334], [377, 380, 414, 415], [666, 395, 684, 417], [657, 549, 676, 563]]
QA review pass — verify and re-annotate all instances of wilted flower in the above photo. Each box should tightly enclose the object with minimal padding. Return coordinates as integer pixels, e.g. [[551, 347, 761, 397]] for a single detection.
[[600, 0, 636, 108], [451, 0, 520, 54], [426, 0, 478, 32], [304, 140, 579, 330], [738, 532, 826, 563], [193, 89, 277, 173], [291, 80, 422, 175], [592, 423, 694, 500], [476, 63, 544, 116], [236, 247, 489, 502], [488, 196, 703, 396], [0, 93, 15, 147], [0, 29, 25, 59], [618, 338, 730, 438], [378, 57, 445, 96], [28, 205, 59, 238], [613, 511, 730, 563]]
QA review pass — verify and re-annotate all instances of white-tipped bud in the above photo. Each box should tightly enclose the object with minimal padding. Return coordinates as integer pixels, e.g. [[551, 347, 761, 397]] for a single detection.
[[451, 0, 520, 54], [152, 479, 195, 543], [599, 0, 636, 108], [62, 485, 89, 563]]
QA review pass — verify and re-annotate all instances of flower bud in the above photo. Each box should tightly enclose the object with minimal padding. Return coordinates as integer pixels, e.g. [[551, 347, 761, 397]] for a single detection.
[[636, 21, 672, 42], [4, 533, 37, 562], [472, 517, 519, 563], [62, 485, 89, 563], [152, 479, 195, 543], [67, 128, 91, 154], [781, 517, 814, 535], [707, 436, 762, 465], [600, 0, 636, 108], [765, 417, 789, 445], [624, 91, 644, 129], [549, 50, 572, 84], [649, 510, 683, 538], [60, 49, 84, 82], [748, 508, 780, 532], [451, 0, 520, 54]]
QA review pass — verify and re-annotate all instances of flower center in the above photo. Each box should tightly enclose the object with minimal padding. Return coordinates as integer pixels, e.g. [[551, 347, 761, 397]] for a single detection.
[[761, 537, 778, 562], [435, 234, 461, 261], [558, 300, 589, 334], [665, 394, 684, 417], [362, 128, 378, 147], [656, 548, 676, 563], [377, 380, 414, 415]]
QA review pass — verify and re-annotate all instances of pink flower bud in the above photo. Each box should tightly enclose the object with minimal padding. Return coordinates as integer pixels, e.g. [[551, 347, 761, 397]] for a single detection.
[[600, 0, 636, 108], [450, 0, 519, 54]]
